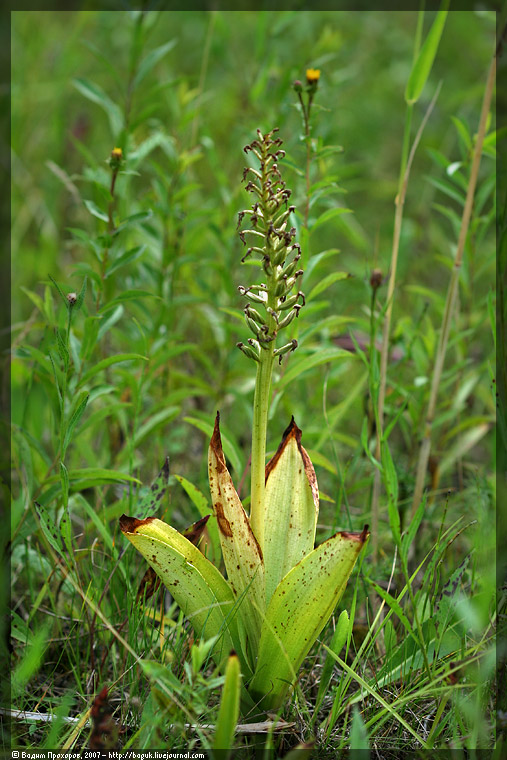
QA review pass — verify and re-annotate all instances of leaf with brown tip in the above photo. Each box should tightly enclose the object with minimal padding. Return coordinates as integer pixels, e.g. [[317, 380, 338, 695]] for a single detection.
[[119, 514, 251, 675], [208, 412, 265, 653], [263, 417, 319, 603], [249, 526, 369, 709]]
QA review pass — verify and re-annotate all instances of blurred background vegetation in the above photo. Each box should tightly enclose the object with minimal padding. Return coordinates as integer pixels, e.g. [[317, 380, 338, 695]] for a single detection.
[[12, 8, 495, 507], [10, 9, 498, 752]]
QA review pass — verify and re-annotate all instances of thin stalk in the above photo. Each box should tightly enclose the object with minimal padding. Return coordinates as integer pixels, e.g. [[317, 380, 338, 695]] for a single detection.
[[250, 357, 274, 546], [302, 102, 311, 231], [372, 85, 440, 561], [371, 103, 413, 563], [249, 298, 277, 550], [191, 10, 216, 147], [410, 51, 496, 518], [239, 129, 302, 549], [295, 87, 312, 232]]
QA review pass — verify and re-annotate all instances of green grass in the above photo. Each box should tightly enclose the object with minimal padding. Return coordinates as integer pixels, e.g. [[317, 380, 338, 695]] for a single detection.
[[9, 9, 497, 755]]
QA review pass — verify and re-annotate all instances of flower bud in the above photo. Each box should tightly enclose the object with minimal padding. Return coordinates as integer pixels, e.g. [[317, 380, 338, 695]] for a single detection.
[[370, 268, 383, 290], [273, 339, 298, 364], [109, 146, 123, 170], [237, 342, 260, 362], [293, 80, 303, 93], [245, 305, 266, 325], [67, 292, 77, 306]]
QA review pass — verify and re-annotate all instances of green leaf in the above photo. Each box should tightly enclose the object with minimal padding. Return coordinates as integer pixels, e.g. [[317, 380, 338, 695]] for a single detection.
[[263, 418, 319, 605], [368, 579, 418, 647], [55, 328, 69, 368], [97, 305, 124, 341], [34, 502, 64, 558], [116, 210, 153, 232], [213, 653, 241, 754], [105, 245, 146, 278], [439, 423, 490, 476], [74, 277, 87, 311], [174, 475, 221, 563], [62, 391, 89, 458], [133, 407, 180, 448], [48, 274, 69, 308], [119, 515, 250, 675], [60, 462, 69, 508], [310, 207, 352, 233], [405, 6, 449, 104], [20, 287, 46, 318], [426, 176, 467, 206], [45, 468, 141, 485], [381, 441, 400, 546], [136, 458, 170, 518], [249, 527, 368, 709], [208, 415, 264, 655], [401, 491, 427, 562], [98, 290, 163, 314], [350, 707, 370, 751], [48, 350, 63, 412], [12, 625, 50, 699], [304, 248, 341, 281], [307, 271, 350, 301], [78, 353, 148, 387], [75, 493, 115, 555], [451, 115, 472, 152], [83, 199, 109, 222], [73, 77, 123, 136], [134, 39, 178, 87], [276, 347, 352, 389], [434, 555, 470, 636], [315, 609, 350, 711]]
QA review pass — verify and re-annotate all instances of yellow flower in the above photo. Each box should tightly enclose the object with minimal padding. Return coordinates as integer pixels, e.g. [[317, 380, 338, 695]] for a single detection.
[[111, 147, 123, 159], [306, 68, 321, 84]]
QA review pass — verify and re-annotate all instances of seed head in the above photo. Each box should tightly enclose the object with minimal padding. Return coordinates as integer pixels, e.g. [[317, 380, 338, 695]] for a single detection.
[[67, 292, 77, 306]]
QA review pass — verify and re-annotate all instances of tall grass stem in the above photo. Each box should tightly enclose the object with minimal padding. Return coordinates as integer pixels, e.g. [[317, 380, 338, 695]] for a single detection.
[[372, 85, 441, 562], [410, 51, 496, 517]]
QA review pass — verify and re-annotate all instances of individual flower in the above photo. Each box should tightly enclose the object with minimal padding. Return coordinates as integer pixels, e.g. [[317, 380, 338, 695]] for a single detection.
[[306, 68, 321, 85]]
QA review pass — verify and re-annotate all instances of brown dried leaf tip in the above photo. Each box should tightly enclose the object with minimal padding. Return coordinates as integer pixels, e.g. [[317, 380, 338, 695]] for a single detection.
[[339, 524, 370, 543], [182, 514, 210, 545], [210, 411, 226, 474], [119, 514, 156, 534], [89, 685, 119, 750], [265, 416, 319, 508], [136, 565, 162, 603]]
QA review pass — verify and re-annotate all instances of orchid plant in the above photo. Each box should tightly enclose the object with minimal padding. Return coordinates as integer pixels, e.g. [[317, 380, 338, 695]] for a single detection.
[[120, 128, 368, 711]]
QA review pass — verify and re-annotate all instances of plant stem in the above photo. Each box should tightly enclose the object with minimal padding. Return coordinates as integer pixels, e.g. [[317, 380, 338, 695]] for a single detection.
[[249, 347, 275, 552], [240, 129, 302, 549], [372, 84, 440, 561], [371, 103, 412, 563], [249, 264, 278, 548], [410, 51, 496, 517]]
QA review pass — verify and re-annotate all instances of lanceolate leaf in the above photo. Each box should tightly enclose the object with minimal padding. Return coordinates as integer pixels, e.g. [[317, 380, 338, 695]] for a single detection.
[[119, 515, 250, 675], [249, 526, 369, 709], [263, 418, 319, 604], [213, 653, 241, 754], [208, 413, 265, 655], [137, 457, 170, 517], [404, 5, 449, 105]]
